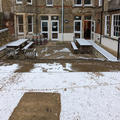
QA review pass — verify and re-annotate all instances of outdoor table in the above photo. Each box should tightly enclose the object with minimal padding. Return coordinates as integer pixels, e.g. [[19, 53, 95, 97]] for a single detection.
[[76, 39, 93, 54], [76, 39, 92, 47], [7, 39, 28, 49]]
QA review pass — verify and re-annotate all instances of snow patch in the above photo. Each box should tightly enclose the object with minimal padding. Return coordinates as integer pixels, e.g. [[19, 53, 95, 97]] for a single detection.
[[54, 48, 70, 53], [30, 63, 72, 72], [0, 64, 19, 73]]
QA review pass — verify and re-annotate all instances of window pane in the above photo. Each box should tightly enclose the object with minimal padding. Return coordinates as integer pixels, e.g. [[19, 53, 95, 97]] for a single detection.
[[47, 0, 53, 5], [42, 22, 48, 31], [84, 0, 91, 4], [113, 15, 120, 37], [74, 0, 81, 4], [75, 22, 80, 31], [75, 33, 81, 38]]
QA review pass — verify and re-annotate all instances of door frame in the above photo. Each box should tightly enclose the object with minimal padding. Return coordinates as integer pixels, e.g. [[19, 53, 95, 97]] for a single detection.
[[51, 20, 59, 41], [84, 20, 92, 39], [41, 20, 49, 39], [91, 20, 95, 40], [74, 20, 82, 39]]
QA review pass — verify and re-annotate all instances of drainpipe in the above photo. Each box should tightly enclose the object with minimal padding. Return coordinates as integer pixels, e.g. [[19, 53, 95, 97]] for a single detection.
[[100, 0, 104, 44], [35, 0, 38, 34], [62, 0, 64, 41]]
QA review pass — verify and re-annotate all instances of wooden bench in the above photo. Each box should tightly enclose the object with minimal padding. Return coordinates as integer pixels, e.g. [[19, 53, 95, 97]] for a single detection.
[[71, 42, 78, 54], [22, 42, 34, 50]]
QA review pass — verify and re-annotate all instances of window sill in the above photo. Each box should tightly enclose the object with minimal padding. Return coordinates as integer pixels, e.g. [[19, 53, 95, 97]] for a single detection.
[[18, 33, 24, 35], [16, 2, 22, 5], [84, 4, 93, 7], [104, 35, 118, 41], [28, 32, 33, 34], [27, 3, 32, 5], [46, 5, 53, 7], [74, 5, 82, 7]]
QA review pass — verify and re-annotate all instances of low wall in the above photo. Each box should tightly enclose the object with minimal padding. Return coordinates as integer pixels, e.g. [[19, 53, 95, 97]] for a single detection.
[[0, 28, 14, 47], [94, 33, 118, 54], [101, 36, 118, 53]]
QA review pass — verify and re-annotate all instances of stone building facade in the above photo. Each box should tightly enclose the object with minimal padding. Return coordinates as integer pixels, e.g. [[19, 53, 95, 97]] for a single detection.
[[95, 0, 120, 54], [0, 0, 2, 12], [0, 0, 14, 32], [13, 0, 102, 41]]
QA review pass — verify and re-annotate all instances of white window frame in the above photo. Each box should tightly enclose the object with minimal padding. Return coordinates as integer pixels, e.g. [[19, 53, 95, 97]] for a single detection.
[[17, 15, 24, 35], [27, 0, 32, 5], [99, 0, 102, 6], [105, 15, 110, 36], [91, 20, 95, 40], [16, 0, 22, 4], [51, 20, 59, 40], [84, 0, 92, 6], [74, 0, 82, 6], [74, 20, 82, 38], [41, 20, 49, 39], [46, 0, 53, 6], [111, 14, 120, 39], [28, 16, 33, 34]]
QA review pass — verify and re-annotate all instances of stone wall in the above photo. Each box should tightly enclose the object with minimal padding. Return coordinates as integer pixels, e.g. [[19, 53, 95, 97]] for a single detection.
[[0, 28, 14, 47], [0, 12, 4, 29], [108, 0, 120, 11], [13, 0, 102, 40]]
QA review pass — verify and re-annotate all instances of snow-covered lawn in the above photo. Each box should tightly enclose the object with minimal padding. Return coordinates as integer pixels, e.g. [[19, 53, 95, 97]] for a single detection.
[[0, 63, 120, 120]]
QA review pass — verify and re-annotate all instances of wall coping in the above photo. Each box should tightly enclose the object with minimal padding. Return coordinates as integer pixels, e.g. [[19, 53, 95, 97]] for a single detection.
[[0, 28, 8, 33]]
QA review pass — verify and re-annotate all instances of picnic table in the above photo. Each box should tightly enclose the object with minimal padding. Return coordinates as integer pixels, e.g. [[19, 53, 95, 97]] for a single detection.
[[6, 39, 28, 58], [76, 39, 93, 54], [7, 39, 28, 49], [76, 39, 92, 46]]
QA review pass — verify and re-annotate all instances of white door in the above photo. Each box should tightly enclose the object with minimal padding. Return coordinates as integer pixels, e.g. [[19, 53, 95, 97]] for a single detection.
[[51, 21, 59, 40], [41, 20, 49, 39], [91, 21, 95, 40], [74, 20, 82, 39]]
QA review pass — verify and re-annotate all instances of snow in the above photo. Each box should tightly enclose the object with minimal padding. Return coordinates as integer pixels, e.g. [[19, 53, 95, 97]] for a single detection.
[[0, 28, 8, 33], [89, 40, 117, 62], [71, 42, 78, 50], [30, 63, 72, 72], [41, 47, 48, 53], [7, 39, 28, 47], [0, 45, 6, 51], [54, 48, 71, 53], [0, 64, 19, 73], [76, 39, 92, 46], [0, 64, 120, 120], [44, 53, 51, 57], [0, 64, 19, 89]]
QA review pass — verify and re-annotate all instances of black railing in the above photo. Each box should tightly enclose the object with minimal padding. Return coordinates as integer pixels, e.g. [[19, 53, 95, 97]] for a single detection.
[[117, 37, 120, 60]]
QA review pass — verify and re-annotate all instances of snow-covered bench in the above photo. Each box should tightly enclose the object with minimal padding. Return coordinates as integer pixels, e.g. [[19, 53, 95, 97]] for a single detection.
[[22, 42, 34, 50], [71, 42, 78, 54]]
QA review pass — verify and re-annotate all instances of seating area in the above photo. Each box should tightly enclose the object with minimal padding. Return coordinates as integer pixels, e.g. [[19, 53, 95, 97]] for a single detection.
[[0, 33, 48, 59]]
